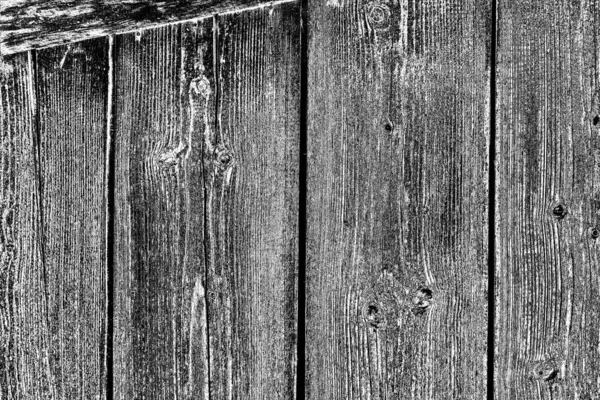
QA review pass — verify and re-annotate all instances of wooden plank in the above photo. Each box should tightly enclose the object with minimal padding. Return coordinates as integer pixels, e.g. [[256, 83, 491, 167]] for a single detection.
[[0, 0, 292, 56], [305, 0, 491, 398], [112, 20, 212, 398], [35, 38, 109, 399], [0, 52, 48, 399], [2, 41, 109, 400], [495, 1, 600, 398], [208, 3, 300, 398]]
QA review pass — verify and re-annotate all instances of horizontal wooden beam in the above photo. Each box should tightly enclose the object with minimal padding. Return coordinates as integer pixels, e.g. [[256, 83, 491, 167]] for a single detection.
[[0, 0, 290, 55]]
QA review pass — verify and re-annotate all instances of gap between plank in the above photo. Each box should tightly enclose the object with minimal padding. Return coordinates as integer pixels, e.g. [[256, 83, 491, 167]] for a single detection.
[[488, 0, 498, 396], [104, 35, 116, 400], [297, 0, 308, 398]]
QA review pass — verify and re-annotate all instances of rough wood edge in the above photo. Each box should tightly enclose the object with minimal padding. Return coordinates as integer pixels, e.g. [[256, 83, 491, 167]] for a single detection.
[[0, 0, 296, 56]]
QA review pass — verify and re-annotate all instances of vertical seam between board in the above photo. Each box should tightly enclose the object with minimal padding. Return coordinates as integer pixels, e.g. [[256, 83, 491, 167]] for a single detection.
[[489, 0, 498, 397], [104, 35, 116, 400], [298, 0, 308, 399]]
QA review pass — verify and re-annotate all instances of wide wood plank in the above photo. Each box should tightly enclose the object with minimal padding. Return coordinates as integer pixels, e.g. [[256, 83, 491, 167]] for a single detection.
[[0, 52, 49, 399], [208, 3, 300, 398], [495, 1, 600, 398], [306, 0, 491, 398], [112, 20, 212, 398], [0, 0, 290, 56], [36, 38, 109, 399]]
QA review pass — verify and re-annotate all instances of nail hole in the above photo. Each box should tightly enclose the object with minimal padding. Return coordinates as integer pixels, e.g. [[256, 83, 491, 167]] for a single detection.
[[411, 287, 433, 315], [362, 302, 385, 328], [219, 153, 231, 165], [215, 148, 234, 169], [531, 361, 559, 382], [593, 115, 600, 126], [416, 287, 433, 299], [590, 227, 599, 239], [384, 122, 393, 132], [552, 204, 567, 220]]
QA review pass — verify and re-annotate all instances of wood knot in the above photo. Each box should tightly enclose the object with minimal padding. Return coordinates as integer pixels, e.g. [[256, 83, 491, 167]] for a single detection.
[[362, 302, 385, 329], [552, 204, 567, 220], [384, 122, 394, 132], [411, 287, 432, 315], [530, 360, 558, 382], [159, 142, 187, 166], [214, 147, 234, 169], [190, 76, 211, 99], [365, 2, 391, 30], [589, 227, 600, 240], [593, 115, 600, 126]]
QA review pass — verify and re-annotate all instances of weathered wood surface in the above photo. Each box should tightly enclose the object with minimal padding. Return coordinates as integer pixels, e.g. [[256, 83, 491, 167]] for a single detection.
[[0, 0, 289, 56], [36, 39, 109, 399], [305, 0, 491, 398], [208, 3, 300, 398], [0, 39, 109, 398], [112, 2, 300, 397], [0, 52, 44, 399], [112, 21, 212, 398], [495, 0, 600, 398]]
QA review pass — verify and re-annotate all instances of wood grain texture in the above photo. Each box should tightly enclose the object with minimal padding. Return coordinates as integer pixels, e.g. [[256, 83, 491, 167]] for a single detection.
[[495, 1, 600, 398], [36, 38, 109, 399], [208, 3, 300, 398], [305, 0, 491, 398], [1, 42, 109, 399], [0, 0, 292, 56], [112, 20, 212, 399], [0, 52, 48, 399]]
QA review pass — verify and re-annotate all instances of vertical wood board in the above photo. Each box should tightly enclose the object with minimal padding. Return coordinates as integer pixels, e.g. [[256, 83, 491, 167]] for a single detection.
[[0, 38, 109, 399], [0, 51, 48, 399], [306, 0, 491, 398], [36, 38, 109, 399], [495, 0, 600, 398], [112, 20, 212, 398], [207, 3, 300, 398]]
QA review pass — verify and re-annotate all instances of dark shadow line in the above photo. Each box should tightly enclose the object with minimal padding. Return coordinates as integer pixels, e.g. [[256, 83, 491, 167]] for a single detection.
[[297, 0, 308, 398], [488, 0, 498, 397], [105, 35, 116, 400]]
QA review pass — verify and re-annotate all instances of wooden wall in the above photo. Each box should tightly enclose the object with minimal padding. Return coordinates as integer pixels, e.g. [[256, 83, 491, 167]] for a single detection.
[[306, 0, 490, 398], [1, 2, 299, 399], [495, 0, 600, 399], [2, 0, 600, 399]]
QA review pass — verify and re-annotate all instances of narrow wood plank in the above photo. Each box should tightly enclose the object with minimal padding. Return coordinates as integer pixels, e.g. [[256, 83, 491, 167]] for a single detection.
[[208, 3, 300, 398], [112, 20, 212, 398], [0, 0, 292, 56], [306, 0, 491, 398], [496, 1, 600, 398], [34, 38, 109, 399], [0, 52, 50, 399]]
